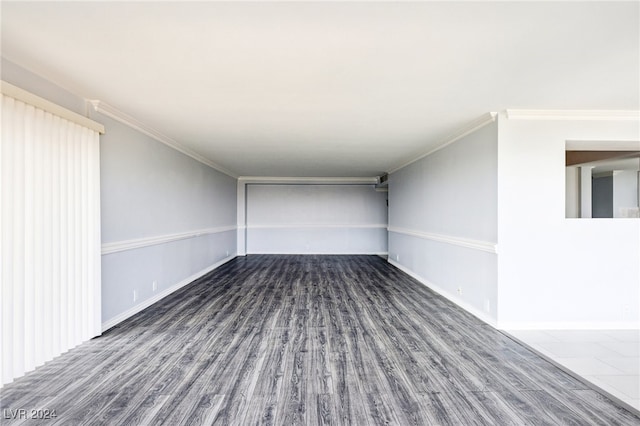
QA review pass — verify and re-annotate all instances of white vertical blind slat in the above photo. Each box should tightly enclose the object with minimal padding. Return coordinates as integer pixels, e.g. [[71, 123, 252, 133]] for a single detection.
[[59, 119, 69, 354], [69, 122, 76, 347], [42, 111, 54, 365], [92, 136, 102, 333], [72, 125, 82, 347], [12, 99, 26, 381], [81, 127, 91, 341], [0, 94, 4, 387], [51, 115, 62, 359], [80, 126, 88, 341], [33, 107, 45, 369], [0, 93, 101, 387], [67, 126, 74, 347], [1, 95, 16, 385], [24, 104, 36, 373]]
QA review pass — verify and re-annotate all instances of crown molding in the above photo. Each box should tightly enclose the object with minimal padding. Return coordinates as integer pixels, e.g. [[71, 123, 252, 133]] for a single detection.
[[388, 112, 497, 175], [2, 80, 105, 134], [506, 109, 640, 121], [238, 176, 379, 185], [88, 100, 238, 178]]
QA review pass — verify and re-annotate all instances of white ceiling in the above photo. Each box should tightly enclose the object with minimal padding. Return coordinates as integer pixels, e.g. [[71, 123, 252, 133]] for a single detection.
[[2, 1, 639, 178]]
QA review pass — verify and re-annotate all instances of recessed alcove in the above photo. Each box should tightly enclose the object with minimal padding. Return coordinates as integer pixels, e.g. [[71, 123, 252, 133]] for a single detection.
[[565, 142, 640, 219]]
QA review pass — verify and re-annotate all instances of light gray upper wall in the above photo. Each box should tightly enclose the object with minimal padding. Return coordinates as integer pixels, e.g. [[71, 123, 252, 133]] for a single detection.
[[98, 112, 236, 243], [247, 184, 387, 226], [246, 184, 388, 254], [389, 120, 498, 242]]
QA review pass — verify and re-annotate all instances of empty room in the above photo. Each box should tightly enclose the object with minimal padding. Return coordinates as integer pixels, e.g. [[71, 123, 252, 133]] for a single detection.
[[1, 1, 639, 424]]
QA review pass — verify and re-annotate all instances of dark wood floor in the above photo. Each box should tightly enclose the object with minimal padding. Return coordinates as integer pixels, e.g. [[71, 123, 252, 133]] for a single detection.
[[2, 255, 638, 425]]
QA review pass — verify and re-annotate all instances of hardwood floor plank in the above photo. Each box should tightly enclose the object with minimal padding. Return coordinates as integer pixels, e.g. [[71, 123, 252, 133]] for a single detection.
[[308, 393, 335, 426], [517, 390, 592, 426], [328, 352, 369, 425], [1, 255, 638, 425], [307, 327, 333, 395]]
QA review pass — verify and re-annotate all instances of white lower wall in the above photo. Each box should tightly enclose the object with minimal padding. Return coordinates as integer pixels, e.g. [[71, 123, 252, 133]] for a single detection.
[[498, 220, 640, 329]]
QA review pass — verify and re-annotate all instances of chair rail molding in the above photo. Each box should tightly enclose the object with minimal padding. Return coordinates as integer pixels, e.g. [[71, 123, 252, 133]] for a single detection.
[[101, 225, 237, 255], [388, 226, 497, 254]]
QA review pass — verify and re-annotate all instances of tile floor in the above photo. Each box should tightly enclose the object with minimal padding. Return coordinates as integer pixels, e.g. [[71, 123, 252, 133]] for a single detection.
[[506, 329, 640, 413]]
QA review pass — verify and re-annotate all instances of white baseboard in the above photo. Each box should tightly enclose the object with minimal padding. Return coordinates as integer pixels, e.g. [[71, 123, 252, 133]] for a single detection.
[[498, 321, 640, 330], [101, 254, 236, 332], [388, 259, 497, 328]]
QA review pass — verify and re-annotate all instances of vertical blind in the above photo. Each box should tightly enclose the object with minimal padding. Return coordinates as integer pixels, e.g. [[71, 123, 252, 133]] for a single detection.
[[1, 88, 102, 386]]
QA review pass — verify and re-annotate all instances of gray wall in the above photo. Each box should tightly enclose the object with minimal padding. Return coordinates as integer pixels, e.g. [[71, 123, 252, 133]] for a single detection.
[[388, 121, 498, 322], [100, 112, 236, 242], [246, 184, 387, 254], [97, 112, 237, 324], [592, 175, 614, 218], [2, 58, 237, 327]]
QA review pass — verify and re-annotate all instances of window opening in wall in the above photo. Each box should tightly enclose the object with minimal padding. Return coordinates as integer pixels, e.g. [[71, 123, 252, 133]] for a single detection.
[[566, 148, 640, 218]]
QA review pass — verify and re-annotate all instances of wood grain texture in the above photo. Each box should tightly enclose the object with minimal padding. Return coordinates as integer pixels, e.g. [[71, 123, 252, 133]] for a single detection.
[[1, 255, 638, 425]]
